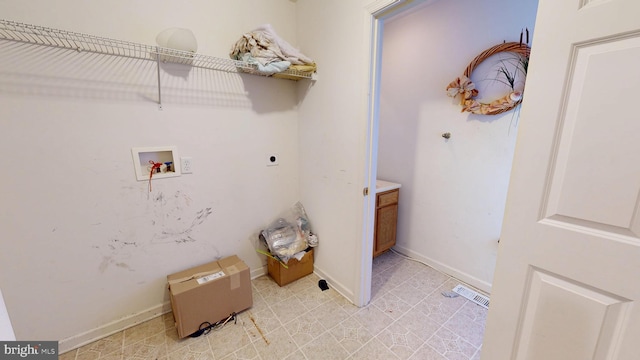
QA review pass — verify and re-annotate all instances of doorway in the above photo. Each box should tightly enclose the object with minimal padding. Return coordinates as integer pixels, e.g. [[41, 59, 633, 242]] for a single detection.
[[363, 0, 539, 303]]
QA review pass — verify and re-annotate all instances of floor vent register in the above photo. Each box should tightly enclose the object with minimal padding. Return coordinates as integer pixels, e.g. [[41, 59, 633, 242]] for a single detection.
[[452, 284, 490, 309]]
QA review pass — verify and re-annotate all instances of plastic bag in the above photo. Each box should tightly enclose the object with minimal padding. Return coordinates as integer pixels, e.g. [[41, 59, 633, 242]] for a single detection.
[[260, 202, 317, 263]]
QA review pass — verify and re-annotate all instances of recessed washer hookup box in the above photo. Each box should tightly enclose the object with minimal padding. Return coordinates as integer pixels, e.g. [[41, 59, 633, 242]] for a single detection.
[[167, 255, 252, 338]]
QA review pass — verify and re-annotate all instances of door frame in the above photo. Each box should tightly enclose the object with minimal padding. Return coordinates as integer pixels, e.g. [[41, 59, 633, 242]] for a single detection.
[[356, 0, 430, 307]]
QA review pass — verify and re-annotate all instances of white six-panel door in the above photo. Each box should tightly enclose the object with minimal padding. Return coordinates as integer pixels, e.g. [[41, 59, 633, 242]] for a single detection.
[[482, 0, 640, 359]]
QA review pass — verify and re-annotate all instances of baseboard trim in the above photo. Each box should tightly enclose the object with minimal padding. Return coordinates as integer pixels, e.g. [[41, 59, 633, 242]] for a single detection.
[[253, 262, 354, 306], [60, 264, 352, 354], [392, 245, 492, 295], [251, 265, 268, 280], [59, 301, 172, 354], [312, 266, 354, 304]]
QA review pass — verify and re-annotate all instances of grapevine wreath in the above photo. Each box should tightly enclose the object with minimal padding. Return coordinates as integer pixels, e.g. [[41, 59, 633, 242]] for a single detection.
[[446, 41, 531, 115]]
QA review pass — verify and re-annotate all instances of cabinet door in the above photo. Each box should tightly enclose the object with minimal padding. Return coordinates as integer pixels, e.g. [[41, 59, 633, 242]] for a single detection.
[[374, 190, 399, 257], [374, 204, 398, 256]]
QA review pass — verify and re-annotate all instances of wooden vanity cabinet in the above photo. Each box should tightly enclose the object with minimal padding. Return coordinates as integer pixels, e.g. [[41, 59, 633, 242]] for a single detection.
[[373, 188, 399, 257]]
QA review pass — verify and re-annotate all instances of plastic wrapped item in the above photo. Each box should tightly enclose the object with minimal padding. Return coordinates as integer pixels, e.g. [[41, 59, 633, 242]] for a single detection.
[[307, 232, 318, 248], [260, 202, 317, 263]]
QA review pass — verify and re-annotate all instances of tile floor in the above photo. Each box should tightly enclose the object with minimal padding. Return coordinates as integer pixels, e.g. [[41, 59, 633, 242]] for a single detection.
[[60, 251, 487, 360]]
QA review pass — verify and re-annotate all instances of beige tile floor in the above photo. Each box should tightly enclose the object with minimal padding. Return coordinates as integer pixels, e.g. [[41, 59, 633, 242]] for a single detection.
[[60, 251, 487, 360]]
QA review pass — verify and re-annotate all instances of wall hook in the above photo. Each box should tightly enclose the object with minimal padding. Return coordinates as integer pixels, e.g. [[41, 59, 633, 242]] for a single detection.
[[441, 132, 451, 139]]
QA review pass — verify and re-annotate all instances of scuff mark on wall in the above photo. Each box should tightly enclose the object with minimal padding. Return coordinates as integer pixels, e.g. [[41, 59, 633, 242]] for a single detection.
[[99, 256, 113, 273], [115, 262, 134, 271], [154, 207, 213, 244], [175, 190, 192, 206], [98, 240, 136, 272], [111, 239, 137, 247], [92, 189, 213, 273], [98, 257, 134, 273], [154, 192, 165, 205], [191, 208, 213, 229]]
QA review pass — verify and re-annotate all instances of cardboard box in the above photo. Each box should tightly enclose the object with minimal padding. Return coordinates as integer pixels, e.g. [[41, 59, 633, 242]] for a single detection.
[[267, 249, 314, 286], [167, 255, 252, 338]]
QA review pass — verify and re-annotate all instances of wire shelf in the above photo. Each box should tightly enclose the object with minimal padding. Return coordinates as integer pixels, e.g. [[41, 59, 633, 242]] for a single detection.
[[0, 19, 315, 80]]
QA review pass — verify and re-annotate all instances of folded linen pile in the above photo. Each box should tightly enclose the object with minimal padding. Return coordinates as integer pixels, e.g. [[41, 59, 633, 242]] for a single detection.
[[230, 24, 316, 76]]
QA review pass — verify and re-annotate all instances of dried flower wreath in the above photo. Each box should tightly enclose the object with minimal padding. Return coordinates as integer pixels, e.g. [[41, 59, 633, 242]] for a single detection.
[[447, 34, 531, 115]]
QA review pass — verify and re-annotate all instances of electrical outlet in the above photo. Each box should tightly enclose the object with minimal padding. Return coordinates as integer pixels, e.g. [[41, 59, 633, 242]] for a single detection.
[[267, 154, 279, 166], [181, 157, 193, 174]]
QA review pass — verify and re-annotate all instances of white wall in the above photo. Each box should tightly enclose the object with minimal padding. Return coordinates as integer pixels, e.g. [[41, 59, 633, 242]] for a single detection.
[[0, 0, 528, 349], [378, 0, 539, 292], [295, 0, 376, 303], [0, 0, 306, 351]]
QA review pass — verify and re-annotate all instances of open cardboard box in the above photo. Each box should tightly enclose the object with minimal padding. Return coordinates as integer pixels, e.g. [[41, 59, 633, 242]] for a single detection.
[[167, 255, 253, 338], [267, 248, 314, 287]]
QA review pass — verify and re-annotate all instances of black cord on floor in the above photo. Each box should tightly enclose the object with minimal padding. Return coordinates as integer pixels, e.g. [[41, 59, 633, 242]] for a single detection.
[[189, 312, 237, 338]]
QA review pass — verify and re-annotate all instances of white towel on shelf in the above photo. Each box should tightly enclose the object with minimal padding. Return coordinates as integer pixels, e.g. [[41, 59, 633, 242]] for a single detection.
[[252, 24, 313, 65], [230, 24, 313, 67]]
